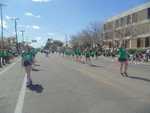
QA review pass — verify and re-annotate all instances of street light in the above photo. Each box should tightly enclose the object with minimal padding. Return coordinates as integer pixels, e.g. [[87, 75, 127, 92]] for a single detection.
[[11, 17, 19, 53], [20, 30, 25, 42]]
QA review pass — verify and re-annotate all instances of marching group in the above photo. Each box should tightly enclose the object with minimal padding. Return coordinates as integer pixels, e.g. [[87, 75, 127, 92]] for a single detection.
[[40, 43, 150, 79], [64, 48, 99, 64], [64, 44, 136, 77]]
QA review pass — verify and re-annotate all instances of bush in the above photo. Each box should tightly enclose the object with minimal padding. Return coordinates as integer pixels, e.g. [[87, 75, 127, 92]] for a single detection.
[[128, 49, 137, 54], [127, 48, 145, 54], [137, 48, 145, 53]]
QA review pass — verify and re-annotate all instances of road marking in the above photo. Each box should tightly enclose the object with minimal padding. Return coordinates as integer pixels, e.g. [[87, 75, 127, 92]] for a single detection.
[[0, 58, 20, 75], [14, 74, 27, 113]]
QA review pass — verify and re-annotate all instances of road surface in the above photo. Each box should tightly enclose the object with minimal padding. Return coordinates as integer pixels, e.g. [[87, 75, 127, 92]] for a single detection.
[[0, 54, 150, 113]]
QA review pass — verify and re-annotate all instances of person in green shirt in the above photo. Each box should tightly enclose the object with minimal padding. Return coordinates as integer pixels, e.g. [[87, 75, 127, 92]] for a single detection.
[[90, 50, 95, 59], [0, 49, 2, 67], [5, 49, 9, 64], [2, 49, 6, 65], [118, 44, 129, 77], [85, 48, 91, 64], [22, 45, 33, 87], [75, 48, 80, 62]]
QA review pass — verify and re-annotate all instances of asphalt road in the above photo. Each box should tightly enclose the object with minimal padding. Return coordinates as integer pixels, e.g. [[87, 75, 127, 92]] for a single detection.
[[0, 54, 150, 113]]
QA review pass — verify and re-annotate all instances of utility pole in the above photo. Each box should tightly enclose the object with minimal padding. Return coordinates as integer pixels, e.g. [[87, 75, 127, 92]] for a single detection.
[[20, 30, 25, 42], [65, 34, 68, 47], [12, 18, 19, 53], [0, 3, 6, 49]]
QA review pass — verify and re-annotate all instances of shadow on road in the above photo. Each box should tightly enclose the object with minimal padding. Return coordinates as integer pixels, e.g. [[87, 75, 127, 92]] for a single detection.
[[128, 76, 150, 82], [32, 68, 42, 71], [90, 64, 104, 68], [34, 64, 40, 66], [27, 84, 44, 93]]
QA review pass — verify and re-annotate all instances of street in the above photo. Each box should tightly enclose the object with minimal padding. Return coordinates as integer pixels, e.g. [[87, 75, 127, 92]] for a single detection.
[[0, 54, 150, 113]]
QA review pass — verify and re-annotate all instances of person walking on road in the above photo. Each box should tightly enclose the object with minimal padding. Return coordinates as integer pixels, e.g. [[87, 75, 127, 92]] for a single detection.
[[118, 44, 129, 77], [22, 45, 33, 87], [85, 48, 92, 65]]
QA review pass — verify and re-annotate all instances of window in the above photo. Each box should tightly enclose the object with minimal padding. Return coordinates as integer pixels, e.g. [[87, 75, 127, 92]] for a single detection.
[[127, 15, 131, 24], [137, 38, 141, 48], [120, 18, 124, 26], [148, 8, 150, 19], [132, 13, 138, 23], [115, 20, 119, 28], [145, 37, 150, 47]]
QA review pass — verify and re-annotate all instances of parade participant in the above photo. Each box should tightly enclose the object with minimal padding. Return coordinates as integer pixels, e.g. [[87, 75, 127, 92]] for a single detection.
[[90, 49, 95, 59], [95, 50, 98, 60], [0, 49, 2, 67], [85, 48, 91, 64], [78, 48, 82, 63], [3, 49, 9, 64], [118, 43, 129, 77], [2, 49, 6, 65], [72, 51, 75, 61], [22, 45, 33, 87], [74, 48, 79, 62], [81, 50, 86, 64]]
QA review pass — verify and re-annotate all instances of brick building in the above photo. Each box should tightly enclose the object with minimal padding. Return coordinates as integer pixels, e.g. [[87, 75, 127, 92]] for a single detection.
[[102, 2, 150, 49]]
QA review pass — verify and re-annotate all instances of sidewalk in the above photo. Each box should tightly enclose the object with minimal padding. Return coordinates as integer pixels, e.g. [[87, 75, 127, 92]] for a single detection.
[[0, 57, 19, 72]]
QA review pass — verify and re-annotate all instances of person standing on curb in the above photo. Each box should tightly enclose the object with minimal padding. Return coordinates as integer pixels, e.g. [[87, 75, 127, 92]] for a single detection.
[[118, 43, 129, 77]]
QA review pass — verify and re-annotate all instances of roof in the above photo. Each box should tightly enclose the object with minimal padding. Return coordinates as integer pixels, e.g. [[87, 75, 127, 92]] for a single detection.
[[106, 2, 150, 22]]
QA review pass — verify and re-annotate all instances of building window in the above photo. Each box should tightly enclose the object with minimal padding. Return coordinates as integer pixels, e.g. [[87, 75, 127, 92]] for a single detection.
[[127, 15, 131, 24], [132, 13, 138, 23], [137, 38, 141, 48], [148, 8, 150, 19], [115, 20, 119, 28], [145, 37, 150, 47], [120, 18, 124, 26]]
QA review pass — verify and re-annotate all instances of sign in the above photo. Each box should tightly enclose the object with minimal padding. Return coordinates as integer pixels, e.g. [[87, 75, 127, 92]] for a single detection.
[[32, 40, 37, 43]]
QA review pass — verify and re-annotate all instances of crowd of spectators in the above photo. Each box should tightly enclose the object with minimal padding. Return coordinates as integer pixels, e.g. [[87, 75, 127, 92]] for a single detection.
[[103, 48, 150, 63]]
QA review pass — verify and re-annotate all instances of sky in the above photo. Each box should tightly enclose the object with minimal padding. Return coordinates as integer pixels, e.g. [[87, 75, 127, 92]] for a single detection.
[[0, 0, 149, 47]]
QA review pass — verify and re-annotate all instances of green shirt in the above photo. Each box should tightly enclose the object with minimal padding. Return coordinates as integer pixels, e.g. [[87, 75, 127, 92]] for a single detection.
[[0, 50, 2, 57], [90, 51, 95, 57], [118, 48, 127, 59], [22, 52, 33, 61], [3, 50, 8, 57], [85, 51, 90, 57]]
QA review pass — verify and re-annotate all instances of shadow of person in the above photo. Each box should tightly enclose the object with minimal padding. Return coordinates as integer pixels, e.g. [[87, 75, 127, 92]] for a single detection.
[[32, 68, 41, 71], [128, 76, 150, 82], [90, 64, 104, 68], [34, 64, 40, 66], [27, 84, 44, 93]]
